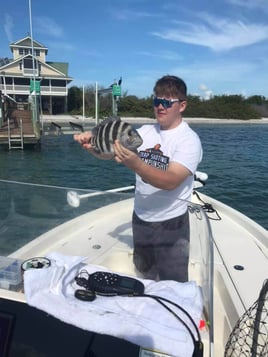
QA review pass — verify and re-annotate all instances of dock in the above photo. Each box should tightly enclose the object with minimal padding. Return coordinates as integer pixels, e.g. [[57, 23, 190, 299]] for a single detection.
[[42, 115, 95, 135], [0, 108, 41, 149]]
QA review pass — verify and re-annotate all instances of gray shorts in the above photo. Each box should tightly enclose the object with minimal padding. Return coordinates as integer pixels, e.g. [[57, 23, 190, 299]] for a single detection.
[[132, 210, 190, 282]]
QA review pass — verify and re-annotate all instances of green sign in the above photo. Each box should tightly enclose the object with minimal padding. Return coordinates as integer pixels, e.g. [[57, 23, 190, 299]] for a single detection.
[[112, 84, 121, 96], [30, 80, 40, 94]]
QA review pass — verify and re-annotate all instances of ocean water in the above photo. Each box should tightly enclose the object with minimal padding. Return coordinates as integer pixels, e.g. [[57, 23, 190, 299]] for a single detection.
[[0, 123, 267, 230]]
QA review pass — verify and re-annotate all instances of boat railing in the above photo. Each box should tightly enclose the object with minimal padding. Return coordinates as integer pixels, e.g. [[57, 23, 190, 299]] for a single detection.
[[188, 201, 214, 356]]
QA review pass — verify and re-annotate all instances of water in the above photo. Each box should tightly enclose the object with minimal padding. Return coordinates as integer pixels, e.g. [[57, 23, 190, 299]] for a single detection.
[[0, 123, 267, 230]]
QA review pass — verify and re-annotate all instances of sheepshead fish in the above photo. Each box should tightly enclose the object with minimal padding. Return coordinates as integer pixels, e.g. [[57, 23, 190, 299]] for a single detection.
[[90, 116, 143, 157]]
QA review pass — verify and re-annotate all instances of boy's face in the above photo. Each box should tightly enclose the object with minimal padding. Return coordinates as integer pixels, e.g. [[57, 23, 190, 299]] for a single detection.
[[153, 95, 187, 130]]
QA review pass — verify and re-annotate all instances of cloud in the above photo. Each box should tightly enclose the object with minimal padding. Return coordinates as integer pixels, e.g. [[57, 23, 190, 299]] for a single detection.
[[83, 49, 102, 58], [152, 13, 268, 52], [136, 50, 182, 61], [46, 41, 75, 51], [199, 84, 213, 100], [112, 9, 161, 21], [173, 58, 256, 83], [166, 56, 268, 97], [34, 16, 64, 38], [227, 0, 268, 11], [4, 14, 14, 42]]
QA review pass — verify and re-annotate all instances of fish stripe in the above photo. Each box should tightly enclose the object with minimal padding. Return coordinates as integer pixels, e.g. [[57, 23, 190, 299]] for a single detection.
[[100, 121, 108, 152], [110, 120, 118, 151], [101, 121, 110, 152], [121, 122, 130, 138], [101, 120, 114, 153], [113, 120, 123, 142], [96, 124, 103, 152], [100, 123, 108, 152]]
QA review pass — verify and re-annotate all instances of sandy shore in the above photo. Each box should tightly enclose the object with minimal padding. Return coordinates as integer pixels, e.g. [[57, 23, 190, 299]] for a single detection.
[[125, 117, 268, 124], [42, 114, 268, 125]]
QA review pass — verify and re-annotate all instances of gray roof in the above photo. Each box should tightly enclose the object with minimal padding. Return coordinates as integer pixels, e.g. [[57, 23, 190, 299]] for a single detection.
[[47, 62, 69, 76], [10, 36, 48, 50]]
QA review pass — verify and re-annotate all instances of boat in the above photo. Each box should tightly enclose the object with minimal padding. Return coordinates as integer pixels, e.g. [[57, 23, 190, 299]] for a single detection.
[[0, 175, 267, 357]]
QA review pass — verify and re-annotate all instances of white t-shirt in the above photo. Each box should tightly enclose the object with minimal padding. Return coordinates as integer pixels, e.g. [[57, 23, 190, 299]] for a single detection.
[[134, 121, 202, 222]]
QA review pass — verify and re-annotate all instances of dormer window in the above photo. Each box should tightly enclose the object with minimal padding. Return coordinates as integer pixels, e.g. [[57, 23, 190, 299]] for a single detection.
[[22, 57, 39, 76], [18, 48, 40, 57]]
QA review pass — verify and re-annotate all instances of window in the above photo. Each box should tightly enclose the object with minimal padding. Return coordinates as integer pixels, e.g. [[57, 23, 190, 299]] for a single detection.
[[51, 80, 65, 87], [22, 57, 39, 76], [14, 78, 29, 85], [24, 58, 33, 69], [42, 79, 49, 86]]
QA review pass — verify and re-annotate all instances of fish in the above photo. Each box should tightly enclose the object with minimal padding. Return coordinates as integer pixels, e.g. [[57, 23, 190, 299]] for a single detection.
[[89, 116, 143, 158]]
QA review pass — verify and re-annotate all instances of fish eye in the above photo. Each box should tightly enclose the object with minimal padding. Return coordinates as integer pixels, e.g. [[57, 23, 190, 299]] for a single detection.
[[126, 130, 134, 143]]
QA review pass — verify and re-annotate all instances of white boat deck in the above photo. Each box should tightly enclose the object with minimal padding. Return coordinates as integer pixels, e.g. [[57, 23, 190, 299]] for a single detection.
[[4, 193, 268, 357]]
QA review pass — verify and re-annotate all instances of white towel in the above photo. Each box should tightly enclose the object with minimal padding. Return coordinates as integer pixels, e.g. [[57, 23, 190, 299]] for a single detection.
[[24, 252, 203, 357]]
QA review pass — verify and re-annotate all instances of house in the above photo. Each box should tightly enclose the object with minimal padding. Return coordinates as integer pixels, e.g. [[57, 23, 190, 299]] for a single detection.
[[0, 36, 73, 115]]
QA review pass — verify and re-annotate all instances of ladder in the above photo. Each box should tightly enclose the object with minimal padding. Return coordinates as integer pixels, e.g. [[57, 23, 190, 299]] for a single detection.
[[8, 118, 24, 150]]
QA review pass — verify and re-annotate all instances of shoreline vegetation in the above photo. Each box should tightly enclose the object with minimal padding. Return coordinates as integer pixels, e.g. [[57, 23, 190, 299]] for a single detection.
[[42, 115, 268, 125], [68, 87, 268, 120]]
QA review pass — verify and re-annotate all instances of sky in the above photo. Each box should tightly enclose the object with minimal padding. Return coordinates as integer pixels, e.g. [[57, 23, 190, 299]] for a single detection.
[[1, 0, 268, 99]]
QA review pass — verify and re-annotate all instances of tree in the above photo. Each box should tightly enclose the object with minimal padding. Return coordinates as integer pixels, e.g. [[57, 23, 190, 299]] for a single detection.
[[118, 95, 154, 117], [68, 86, 82, 112], [246, 95, 267, 105], [67, 85, 266, 119]]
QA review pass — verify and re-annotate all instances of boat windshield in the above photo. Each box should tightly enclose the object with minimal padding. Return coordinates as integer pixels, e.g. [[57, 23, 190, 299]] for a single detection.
[[0, 179, 214, 355], [0, 179, 135, 255]]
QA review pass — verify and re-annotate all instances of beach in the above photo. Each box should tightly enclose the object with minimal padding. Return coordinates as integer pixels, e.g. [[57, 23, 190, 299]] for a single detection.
[[41, 114, 268, 125]]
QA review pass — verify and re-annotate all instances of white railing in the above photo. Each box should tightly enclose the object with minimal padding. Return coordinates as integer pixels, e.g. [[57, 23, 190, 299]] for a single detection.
[[0, 84, 67, 96], [41, 86, 67, 94], [23, 68, 39, 76]]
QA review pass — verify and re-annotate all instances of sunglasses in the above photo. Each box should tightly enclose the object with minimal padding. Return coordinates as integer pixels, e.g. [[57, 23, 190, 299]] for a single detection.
[[153, 97, 181, 109]]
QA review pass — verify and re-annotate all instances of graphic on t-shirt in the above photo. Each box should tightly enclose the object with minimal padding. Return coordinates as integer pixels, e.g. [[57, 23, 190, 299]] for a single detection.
[[139, 144, 169, 171]]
